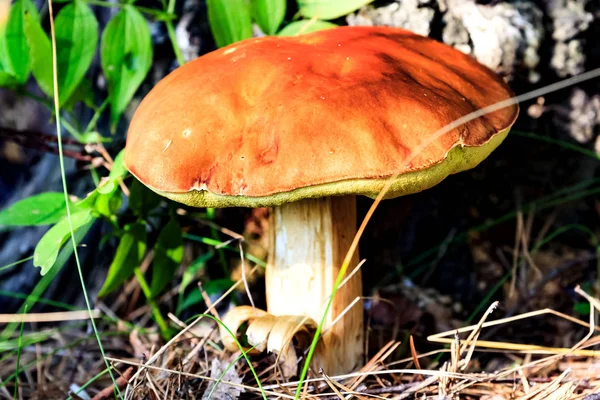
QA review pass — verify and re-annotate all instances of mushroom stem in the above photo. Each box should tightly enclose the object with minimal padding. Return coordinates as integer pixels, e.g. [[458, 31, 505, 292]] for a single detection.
[[266, 195, 363, 375]]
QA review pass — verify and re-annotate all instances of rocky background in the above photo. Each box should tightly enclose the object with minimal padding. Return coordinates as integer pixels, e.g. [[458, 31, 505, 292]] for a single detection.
[[1, 0, 599, 346]]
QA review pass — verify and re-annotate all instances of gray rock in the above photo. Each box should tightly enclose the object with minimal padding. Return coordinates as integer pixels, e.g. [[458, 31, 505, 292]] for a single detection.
[[551, 40, 587, 77], [546, 0, 593, 77], [441, 0, 544, 82], [347, 0, 436, 37], [548, 0, 594, 41], [566, 88, 600, 144]]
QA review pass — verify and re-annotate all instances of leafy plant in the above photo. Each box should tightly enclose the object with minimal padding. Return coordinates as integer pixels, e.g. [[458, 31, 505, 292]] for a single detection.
[[100, 5, 152, 127], [206, 0, 374, 47]]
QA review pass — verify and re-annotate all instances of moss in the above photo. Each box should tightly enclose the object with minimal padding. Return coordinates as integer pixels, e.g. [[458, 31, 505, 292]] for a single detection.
[[154, 128, 510, 208]]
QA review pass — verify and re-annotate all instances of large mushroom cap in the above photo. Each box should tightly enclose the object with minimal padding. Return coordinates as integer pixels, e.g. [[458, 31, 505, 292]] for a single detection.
[[124, 26, 518, 208]]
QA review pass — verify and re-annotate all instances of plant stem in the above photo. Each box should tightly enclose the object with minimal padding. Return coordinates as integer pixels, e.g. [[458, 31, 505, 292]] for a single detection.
[[84, 98, 110, 134], [166, 21, 185, 66], [164, 0, 185, 67], [133, 268, 171, 338]]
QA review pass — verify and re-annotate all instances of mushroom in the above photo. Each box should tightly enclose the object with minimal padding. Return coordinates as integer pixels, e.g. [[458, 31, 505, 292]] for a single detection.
[[123, 26, 519, 375]]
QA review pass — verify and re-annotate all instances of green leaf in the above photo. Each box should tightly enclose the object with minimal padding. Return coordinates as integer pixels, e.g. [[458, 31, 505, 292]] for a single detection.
[[61, 77, 95, 110], [207, 0, 252, 48], [297, 0, 373, 20], [176, 279, 234, 314], [4, 0, 39, 82], [251, 0, 285, 35], [129, 179, 161, 217], [23, 9, 52, 96], [78, 185, 118, 216], [77, 152, 126, 218], [574, 302, 590, 316], [108, 149, 128, 182], [96, 180, 116, 195], [98, 222, 147, 297], [93, 190, 122, 217], [33, 209, 94, 275], [0, 4, 15, 84], [180, 252, 213, 294], [100, 5, 152, 128], [150, 218, 183, 297], [55, 0, 98, 103], [277, 19, 338, 36], [0, 71, 17, 86], [0, 192, 74, 228]]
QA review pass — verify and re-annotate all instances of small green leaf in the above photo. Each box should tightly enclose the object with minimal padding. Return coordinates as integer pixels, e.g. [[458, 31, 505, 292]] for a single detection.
[[297, 0, 373, 20], [100, 5, 152, 127], [23, 9, 52, 96], [77, 152, 126, 218], [0, 192, 74, 228], [55, 0, 98, 103], [108, 149, 128, 181], [96, 181, 116, 195], [574, 302, 590, 316], [207, 0, 252, 48], [176, 279, 234, 314], [77, 130, 109, 144], [251, 0, 285, 35], [61, 77, 95, 110], [150, 218, 183, 297], [129, 179, 161, 217], [4, 0, 39, 82], [277, 19, 338, 36], [93, 190, 122, 217], [78, 184, 120, 217], [33, 210, 94, 275], [98, 222, 147, 297], [180, 252, 213, 294], [0, 71, 17, 86]]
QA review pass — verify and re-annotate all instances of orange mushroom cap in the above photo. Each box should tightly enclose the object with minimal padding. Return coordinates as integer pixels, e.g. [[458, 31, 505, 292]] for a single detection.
[[124, 26, 518, 208]]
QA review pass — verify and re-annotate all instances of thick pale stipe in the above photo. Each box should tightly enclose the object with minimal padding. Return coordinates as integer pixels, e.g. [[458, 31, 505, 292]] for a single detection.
[[266, 195, 363, 374]]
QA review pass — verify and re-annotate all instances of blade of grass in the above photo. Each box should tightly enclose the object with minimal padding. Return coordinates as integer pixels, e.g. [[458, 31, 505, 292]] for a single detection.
[[406, 180, 600, 279], [467, 271, 511, 324], [0, 336, 89, 389], [0, 330, 56, 353], [0, 229, 85, 340], [46, 0, 122, 396], [207, 208, 231, 275], [124, 313, 267, 399], [467, 223, 599, 324], [206, 344, 258, 400], [0, 256, 33, 272], [513, 130, 600, 160], [0, 290, 78, 311], [184, 233, 266, 267], [67, 366, 114, 400], [13, 305, 26, 400]]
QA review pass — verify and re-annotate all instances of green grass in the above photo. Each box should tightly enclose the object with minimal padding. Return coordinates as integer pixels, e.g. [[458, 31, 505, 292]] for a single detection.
[[46, 0, 122, 396], [13, 306, 26, 399], [0, 256, 33, 273]]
